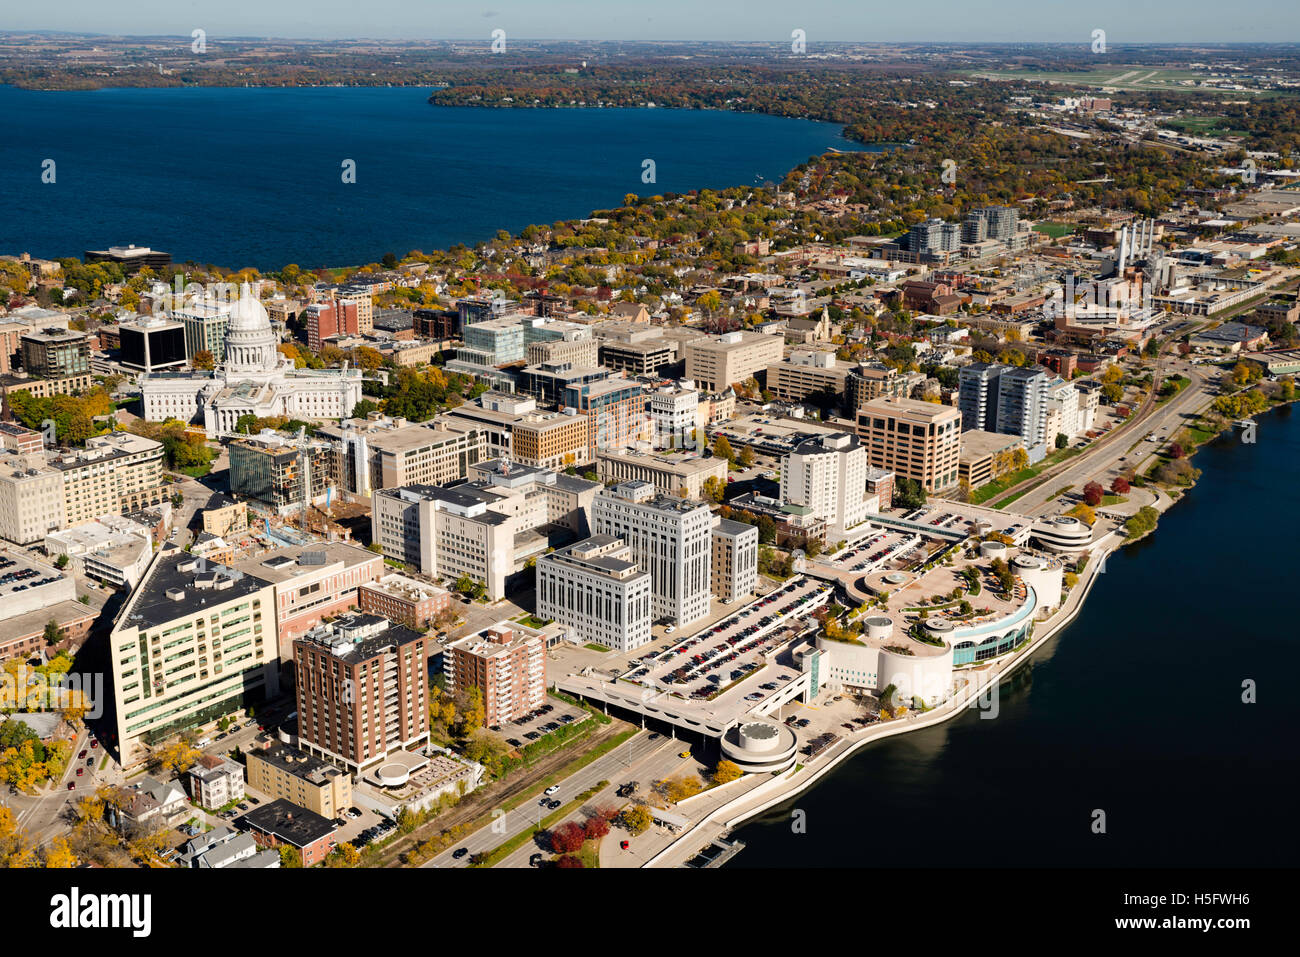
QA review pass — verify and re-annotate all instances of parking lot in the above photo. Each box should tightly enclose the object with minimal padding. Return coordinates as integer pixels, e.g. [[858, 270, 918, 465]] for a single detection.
[[494, 698, 589, 749], [620, 576, 832, 703]]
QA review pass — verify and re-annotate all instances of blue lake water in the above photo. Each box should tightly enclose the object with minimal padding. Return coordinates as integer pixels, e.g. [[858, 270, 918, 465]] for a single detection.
[[0, 85, 868, 270], [732, 404, 1300, 867]]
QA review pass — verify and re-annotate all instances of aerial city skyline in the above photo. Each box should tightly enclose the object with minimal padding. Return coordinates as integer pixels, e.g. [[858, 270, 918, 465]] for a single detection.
[[0, 4, 1287, 939]]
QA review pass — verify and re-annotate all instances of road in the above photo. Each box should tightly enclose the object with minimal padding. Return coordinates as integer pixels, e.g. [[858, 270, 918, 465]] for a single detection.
[[420, 731, 682, 868], [1014, 356, 1215, 515]]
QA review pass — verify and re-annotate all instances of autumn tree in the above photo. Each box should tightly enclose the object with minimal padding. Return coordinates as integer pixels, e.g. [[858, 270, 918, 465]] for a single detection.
[[1082, 481, 1104, 507], [712, 434, 735, 464], [192, 350, 215, 371], [550, 821, 586, 854], [1110, 476, 1130, 495], [712, 760, 743, 785], [583, 814, 611, 841], [621, 804, 654, 835], [149, 740, 200, 776]]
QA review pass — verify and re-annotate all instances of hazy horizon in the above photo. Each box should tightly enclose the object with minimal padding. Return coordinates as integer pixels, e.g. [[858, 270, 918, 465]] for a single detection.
[[2, 1, 1297, 45]]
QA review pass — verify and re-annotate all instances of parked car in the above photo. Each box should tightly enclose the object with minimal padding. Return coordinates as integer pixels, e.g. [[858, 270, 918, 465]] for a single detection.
[[620, 840, 630, 850], [547, 800, 561, 810], [544, 785, 560, 795]]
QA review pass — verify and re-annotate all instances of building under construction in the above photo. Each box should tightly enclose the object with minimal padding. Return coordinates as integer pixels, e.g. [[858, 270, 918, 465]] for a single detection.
[[228, 429, 335, 517]]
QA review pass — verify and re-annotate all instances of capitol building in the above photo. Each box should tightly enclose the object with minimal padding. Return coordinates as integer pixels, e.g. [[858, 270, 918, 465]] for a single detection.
[[139, 284, 364, 436]]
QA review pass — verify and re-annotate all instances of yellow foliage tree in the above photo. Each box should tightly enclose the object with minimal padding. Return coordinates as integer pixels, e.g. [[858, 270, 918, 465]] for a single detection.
[[42, 835, 79, 868], [621, 804, 654, 835], [712, 760, 743, 785], [150, 740, 201, 775]]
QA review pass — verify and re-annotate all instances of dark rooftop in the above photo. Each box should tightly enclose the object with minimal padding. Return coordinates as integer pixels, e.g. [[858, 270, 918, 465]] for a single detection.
[[121, 545, 271, 632], [242, 799, 335, 848]]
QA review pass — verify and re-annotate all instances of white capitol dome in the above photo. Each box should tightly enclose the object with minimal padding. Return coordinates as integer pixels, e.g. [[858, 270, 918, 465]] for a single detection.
[[228, 282, 271, 333], [224, 283, 280, 374]]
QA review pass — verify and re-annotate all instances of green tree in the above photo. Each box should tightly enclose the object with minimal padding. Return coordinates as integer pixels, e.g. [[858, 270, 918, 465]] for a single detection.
[[712, 434, 735, 464]]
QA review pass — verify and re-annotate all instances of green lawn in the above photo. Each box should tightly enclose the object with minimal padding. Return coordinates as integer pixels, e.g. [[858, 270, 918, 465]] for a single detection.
[[1033, 222, 1076, 238], [584, 643, 611, 653], [975, 446, 1083, 507]]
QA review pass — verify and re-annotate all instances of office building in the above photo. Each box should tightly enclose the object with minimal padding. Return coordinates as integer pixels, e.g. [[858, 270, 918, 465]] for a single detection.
[[0, 452, 65, 544], [242, 799, 336, 866], [710, 519, 758, 605], [49, 431, 167, 527], [649, 381, 700, 450], [317, 416, 486, 496], [855, 397, 962, 493], [592, 482, 714, 629], [684, 331, 784, 392], [536, 535, 652, 653], [109, 547, 281, 767], [766, 351, 849, 403], [958, 430, 1027, 489], [780, 433, 876, 542], [443, 623, 546, 725], [84, 244, 171, 274], [443, 393, 593, 469], [245, 743, 353, 819], [371, 461, 599, 600], [596, 448, 728, 500], [845, 363, 924, 410], [294, 612, 429, 775], [235, 543, 384, 664], [563, 376, 650, 452], [20, 327, 91, 380], [0, 423, 43, 456], [118, 316, 188, 373], [517, 362, 612, 405], [172, 295, 233, 361]]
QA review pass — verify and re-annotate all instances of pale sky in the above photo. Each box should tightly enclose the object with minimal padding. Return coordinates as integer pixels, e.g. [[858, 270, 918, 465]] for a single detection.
[[3, 0, 1296, 43]]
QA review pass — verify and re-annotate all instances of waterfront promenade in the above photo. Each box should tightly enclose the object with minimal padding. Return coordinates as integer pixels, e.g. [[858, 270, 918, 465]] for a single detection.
[[645, 527, 1121, 868]]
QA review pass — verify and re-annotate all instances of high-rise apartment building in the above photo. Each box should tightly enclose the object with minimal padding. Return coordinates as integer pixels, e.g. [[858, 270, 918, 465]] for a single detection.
[[958, 362, 1005, 433], [444, 623, 546, 725], [780, 432, 875, 541], [592, 482, 714, 629], [855, 396, 962, 492], [996, 366, 1050, 453], [536, 535, 652, 653], [293, 612, 429, 775]]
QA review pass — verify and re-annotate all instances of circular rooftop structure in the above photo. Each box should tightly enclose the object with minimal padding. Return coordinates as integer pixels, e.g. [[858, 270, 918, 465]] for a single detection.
[[721, 720, 798, 773], [864, 615, 894, 641], [1012, 554, 1044, 571], [374, 763, 411, 788], [883, 572, 908, 585], [980, 540, 1009, 558], [923, 618, 956, 637]]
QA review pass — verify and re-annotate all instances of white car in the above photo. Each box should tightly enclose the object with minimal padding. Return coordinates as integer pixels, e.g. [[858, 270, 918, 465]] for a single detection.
[[544, 785, 560, 796]]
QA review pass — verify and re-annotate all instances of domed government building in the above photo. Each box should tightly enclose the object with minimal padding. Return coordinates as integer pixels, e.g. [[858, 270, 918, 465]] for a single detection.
[[139, 284, 364, 436]]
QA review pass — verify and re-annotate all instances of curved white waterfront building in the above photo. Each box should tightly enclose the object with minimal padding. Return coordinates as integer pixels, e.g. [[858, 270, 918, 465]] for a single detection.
[[140, 284, 364, 436]]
